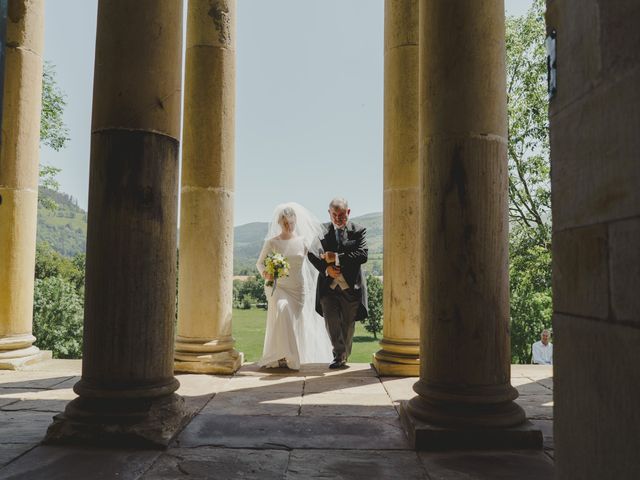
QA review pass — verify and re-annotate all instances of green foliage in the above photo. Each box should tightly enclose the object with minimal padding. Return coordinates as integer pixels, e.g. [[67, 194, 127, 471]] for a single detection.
[[233, 275, 267, 308], [37, 188, 87, 257], [506, 0, 553, 363], [39, 61, 69, 212], [364, 275, 383, 339], [40, 61, 69, 152], [506, 0, 550, 245], [509, 229, 552, 363], [33, 242, 85, 359], [33, 276, 84, 359]]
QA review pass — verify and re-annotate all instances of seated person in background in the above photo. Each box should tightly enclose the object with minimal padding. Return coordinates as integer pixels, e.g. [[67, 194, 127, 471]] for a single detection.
[[532, 329, 553, 365]]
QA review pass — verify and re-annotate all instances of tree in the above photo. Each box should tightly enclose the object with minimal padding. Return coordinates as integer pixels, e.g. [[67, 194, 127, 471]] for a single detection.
[[506, 0, 553, 363], [233, 275, 266, 308], [33, 276, 84, 359], [39, 61, 69, 211], [34, 242, 82, 283], [41, 61, 69, 152], [365, 275, 383, 339]]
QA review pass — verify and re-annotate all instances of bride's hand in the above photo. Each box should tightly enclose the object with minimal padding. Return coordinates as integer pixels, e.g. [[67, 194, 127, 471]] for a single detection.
[[263, 272, 274, 281]]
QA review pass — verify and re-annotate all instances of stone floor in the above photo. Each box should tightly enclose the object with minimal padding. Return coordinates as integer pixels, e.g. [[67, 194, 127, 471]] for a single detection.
[[0, 360, 554, 479]]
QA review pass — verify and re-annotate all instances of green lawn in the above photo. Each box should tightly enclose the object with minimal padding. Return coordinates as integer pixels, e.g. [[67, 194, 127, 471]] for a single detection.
[[232, 308, 379, 363]]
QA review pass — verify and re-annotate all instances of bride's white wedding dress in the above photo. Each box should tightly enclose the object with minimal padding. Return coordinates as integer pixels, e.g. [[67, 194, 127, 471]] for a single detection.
[[256, 234, 333, 370]]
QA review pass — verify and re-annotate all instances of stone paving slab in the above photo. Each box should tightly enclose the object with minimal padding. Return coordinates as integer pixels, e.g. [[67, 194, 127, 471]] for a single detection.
[[418, 450, 554, 479], [0, 411, 56, 444], [530, 419, 554, 451], [302, 363, 379, 378], [510, 365, 553, 379], [176, 374, 232, 395], [176, 374, 232, 414], [0, 373, 76, 390], [239, 362, 378, 378], [302, 391, 392, 405], [201, 390, 302, 416], [304, 376, 385, 395], [0, 445, 160, 480], [299, 403, 398, 418], [515, 395, 554, 419], [21, 359, 82, 373], [0, 362, 555, 477], [222, 375, 305, 393], [511, 376, 537, 387], [535, 377, 553, 390], [0, 444, 36, 468], [176, 413, 412, 450], [515, 381, 554, 396], [0, 396, 19, 409], [49, 376, 80, 390], [142, 447, 290, 480], [286, 449, 428, 479], [380, 376, 418, 403]]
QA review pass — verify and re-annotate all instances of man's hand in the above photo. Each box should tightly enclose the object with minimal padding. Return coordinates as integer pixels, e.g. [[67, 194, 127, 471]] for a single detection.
[[322, 251, 337, 263], [326, 265, 341, 279]]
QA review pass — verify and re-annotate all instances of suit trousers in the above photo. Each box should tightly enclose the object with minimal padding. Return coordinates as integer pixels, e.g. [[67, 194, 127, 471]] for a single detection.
[[320, 286, 360, 361]]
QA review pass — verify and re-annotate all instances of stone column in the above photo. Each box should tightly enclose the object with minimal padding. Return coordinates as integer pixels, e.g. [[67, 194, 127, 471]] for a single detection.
[[45, 0, 189, 447], [174, 0, 242, 374], [0, 0, 51, 370], [373, 0, 420, 377], [400, 0, 540, 450]]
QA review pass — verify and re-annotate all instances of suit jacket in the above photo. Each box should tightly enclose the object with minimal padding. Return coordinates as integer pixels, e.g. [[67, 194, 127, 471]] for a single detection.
[[307, 221, 369, 321]]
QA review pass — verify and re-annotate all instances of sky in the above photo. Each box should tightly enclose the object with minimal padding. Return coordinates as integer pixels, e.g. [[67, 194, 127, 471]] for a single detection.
[[41, 0, 533, 226]]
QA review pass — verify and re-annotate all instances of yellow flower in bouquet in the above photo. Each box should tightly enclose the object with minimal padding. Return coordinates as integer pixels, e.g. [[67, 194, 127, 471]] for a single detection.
[[264, 252, 290, 295]]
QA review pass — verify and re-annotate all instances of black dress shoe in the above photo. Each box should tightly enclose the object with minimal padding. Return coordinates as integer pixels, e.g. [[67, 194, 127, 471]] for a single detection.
[[329, 359, 347, 369]]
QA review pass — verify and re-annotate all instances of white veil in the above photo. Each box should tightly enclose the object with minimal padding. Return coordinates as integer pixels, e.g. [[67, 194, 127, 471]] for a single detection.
[[264, 202, 333, 364], [265, 202, 325, 256]]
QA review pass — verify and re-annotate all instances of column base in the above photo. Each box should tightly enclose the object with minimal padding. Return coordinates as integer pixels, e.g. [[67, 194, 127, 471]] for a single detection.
[[400, 400, 542, 451], [174, 349, 243, 374], [372, 351, 420, 377], [44, 393, 191, 449], [0, 348, 52, 370]]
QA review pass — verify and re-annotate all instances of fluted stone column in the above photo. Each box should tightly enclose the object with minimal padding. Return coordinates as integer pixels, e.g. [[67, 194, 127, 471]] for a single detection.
[[400, 0, 540, 450], [0, 0, 51, 370], [174, 0, 242, 374], [373, 0, 420, 377], [45, 0, 189, 447]]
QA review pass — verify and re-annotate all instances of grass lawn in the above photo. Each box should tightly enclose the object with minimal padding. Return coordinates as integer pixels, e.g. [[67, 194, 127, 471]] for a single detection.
[[232, 308, 379, 364]]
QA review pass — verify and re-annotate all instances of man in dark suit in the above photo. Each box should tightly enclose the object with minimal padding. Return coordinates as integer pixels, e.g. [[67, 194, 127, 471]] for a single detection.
[[308, 198, 368, 369]]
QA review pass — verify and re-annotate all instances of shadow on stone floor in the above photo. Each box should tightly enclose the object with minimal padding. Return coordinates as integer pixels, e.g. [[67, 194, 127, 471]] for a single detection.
[[0, 362, 555, 479]]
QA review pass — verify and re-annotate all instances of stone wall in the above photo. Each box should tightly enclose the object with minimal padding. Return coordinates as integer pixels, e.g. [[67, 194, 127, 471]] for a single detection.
[[547, 1, 640, 478]]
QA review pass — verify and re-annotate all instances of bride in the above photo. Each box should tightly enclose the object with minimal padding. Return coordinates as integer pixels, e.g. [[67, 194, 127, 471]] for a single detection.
[[256, 203, 333, 370]]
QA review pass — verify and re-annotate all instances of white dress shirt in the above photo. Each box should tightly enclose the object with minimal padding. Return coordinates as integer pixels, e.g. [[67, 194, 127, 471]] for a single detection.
[[531, 341, 553, 365], [329, 227, 350, 290]]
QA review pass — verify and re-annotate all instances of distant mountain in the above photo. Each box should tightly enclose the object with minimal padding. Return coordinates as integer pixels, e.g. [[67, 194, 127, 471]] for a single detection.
[[36, 189, 383, 275], [37, 188, 87, 257]]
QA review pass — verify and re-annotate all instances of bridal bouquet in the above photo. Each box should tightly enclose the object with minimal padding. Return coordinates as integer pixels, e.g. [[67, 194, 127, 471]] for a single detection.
[[264, 252, 290, 295]]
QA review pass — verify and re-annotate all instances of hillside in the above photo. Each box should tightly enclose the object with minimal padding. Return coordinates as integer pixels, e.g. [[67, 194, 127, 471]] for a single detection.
[[37, 188, 87, 257], [36, 189, 383, 275]]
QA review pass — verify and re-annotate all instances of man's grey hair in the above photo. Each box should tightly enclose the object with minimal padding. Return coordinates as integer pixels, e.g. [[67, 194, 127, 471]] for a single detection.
[[329, 197, 349, 210], [541, 329, 551, 336]]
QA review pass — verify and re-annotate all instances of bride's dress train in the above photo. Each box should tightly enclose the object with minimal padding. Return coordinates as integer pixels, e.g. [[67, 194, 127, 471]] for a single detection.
[[257, 236, 333, 370]]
